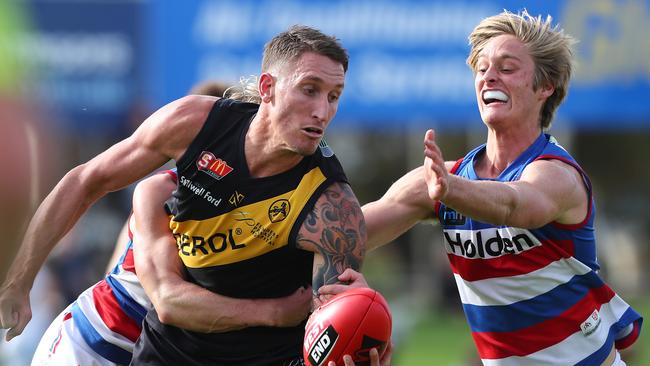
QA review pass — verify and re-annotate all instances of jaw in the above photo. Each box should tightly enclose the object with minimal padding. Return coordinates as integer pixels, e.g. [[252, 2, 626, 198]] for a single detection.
[[480, 102, 509, 123]]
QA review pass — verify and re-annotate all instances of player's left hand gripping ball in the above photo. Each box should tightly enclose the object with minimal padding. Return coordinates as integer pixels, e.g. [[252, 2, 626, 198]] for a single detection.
[[304, 287, 392, 366]]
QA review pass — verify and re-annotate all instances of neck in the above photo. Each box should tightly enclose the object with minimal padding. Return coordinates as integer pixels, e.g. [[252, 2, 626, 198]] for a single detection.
[[245, 114, 303, 178], [478, 123, 541, 178]]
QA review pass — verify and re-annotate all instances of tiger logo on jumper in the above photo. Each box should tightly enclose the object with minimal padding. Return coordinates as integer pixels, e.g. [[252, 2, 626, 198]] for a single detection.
[[269, 199, 290, 223], [197, 151, 233, 180]]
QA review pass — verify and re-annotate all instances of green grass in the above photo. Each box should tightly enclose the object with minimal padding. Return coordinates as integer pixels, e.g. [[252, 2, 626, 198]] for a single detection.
[[392, 309, 476, 366], [391, 297, 649, 366]]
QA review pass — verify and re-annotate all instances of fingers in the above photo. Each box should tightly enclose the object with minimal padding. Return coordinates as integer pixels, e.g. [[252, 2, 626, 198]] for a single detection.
[[319, 268, 368, 296], [5, 311, 28, 342], [423, 134, 445, 179], [343, 355, 355, 366], [422, 128, 448, 202], [370, 348, 380, 366], [0, 302, 19, 341], [380, 341, 393, 366], [337, 268, 363, 283], [424, 129, 440, 159], [0, 308, 17, 330], [6, 326, 19, 342], [318, 284, 350, 297], [330, 349, 381, 366], [426, 157, 447, 182], [424, 129, 434, 144], [423, 154, 446, 185]]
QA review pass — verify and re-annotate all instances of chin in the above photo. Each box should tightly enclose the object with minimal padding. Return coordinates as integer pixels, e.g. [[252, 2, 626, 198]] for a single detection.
[[481, 112, 505, 126], [302, 147, 319, 156], [295, 144, 319, 156]]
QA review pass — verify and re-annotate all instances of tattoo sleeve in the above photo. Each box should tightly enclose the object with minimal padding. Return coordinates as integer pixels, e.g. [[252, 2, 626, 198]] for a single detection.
[[296, 182, 367, 294]]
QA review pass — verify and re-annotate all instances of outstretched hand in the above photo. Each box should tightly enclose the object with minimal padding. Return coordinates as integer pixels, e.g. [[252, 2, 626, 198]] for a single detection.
[[0, 283, 32, 341], [423, 129, 449, 202]]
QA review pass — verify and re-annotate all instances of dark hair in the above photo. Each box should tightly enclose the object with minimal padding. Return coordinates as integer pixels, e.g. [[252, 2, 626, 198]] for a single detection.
[[262, 25, 348, 73]]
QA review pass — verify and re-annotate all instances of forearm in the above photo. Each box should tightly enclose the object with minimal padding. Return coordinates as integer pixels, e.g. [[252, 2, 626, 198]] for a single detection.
[[364, 166, 437, 251], [152, 275, 284, 332], [3, 167, 100, 290], [137, 235, 300, 332], [364, 200, 429, 251], [443, 175, 522, 226]]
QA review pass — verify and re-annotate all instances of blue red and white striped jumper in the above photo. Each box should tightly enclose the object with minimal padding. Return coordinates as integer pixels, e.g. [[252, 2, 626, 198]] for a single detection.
[[434, 133, 642, 365], [69, 169, 177, 364]]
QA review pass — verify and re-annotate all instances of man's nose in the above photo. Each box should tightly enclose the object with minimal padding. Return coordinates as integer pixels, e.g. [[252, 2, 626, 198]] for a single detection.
[[482, 65, 498, 83], [312, 95, 329, 122]]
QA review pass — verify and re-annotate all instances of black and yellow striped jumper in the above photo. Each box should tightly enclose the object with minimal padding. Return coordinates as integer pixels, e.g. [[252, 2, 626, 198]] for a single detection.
[[134, 98, 348, 365]]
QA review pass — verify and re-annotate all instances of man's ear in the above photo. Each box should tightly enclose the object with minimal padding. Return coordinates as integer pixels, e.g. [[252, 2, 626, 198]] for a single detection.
[[259, 72, 274, 103], [539, 81, 555, 100]]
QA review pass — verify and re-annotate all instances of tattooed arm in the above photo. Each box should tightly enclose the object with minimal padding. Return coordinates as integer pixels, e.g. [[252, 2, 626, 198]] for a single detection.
[[296, 182, 366, 305]]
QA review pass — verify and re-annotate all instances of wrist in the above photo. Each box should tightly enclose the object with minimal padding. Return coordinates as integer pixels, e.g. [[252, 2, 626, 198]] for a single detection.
[[3, 267, 33, 292], [250, 298, 277, 327], [441, 174, 458, 204], [0, 279, 30, 297]]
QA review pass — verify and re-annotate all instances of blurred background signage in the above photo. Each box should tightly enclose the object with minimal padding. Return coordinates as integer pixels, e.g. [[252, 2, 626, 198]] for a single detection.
[[15, 0, 650, 131]]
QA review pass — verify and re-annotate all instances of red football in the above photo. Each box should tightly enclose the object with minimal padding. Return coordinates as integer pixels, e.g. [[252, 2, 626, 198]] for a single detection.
[[303, 287, 392, 366]]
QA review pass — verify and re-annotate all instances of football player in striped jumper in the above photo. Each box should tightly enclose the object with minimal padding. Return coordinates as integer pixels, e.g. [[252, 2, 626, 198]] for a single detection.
[[422, 10, 642, 366]]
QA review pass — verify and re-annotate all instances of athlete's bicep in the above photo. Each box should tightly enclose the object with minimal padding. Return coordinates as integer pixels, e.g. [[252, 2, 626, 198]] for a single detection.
[[79, 95, 212, 195], [296, 182, 366, 292], [511, 159, 588, 227]]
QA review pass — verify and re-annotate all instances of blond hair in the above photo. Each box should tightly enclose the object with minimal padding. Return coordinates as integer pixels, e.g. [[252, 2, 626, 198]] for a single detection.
[[467, 10, 576, 129], [223, 75, 262, 104]]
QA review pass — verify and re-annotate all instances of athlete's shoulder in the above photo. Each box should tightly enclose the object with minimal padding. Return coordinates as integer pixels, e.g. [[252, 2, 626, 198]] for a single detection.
[[311, 138, 348, 182], [141, 95, 216, 143], [213, 97, 260, 114], [166, 95, 218, 121]]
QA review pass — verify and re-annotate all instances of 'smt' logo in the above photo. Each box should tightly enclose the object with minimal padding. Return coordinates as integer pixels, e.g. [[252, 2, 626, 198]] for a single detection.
[[197, 151, 233, 180]]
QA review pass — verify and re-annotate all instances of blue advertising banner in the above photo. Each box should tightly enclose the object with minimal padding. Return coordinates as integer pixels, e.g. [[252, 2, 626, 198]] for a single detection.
[[146, 0, 650, 130], [20, 0, 648, 131], [24, 0, 145, 133]]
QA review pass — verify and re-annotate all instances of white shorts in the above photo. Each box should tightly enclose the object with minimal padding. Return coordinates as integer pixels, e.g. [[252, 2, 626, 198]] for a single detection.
[[31, 304, 119, 366], [611, 351, 626, 366]]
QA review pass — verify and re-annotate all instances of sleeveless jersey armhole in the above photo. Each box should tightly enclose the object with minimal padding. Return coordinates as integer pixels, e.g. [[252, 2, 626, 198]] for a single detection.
[[175, 99, 224, 172], [535, 154, 594, 230]]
